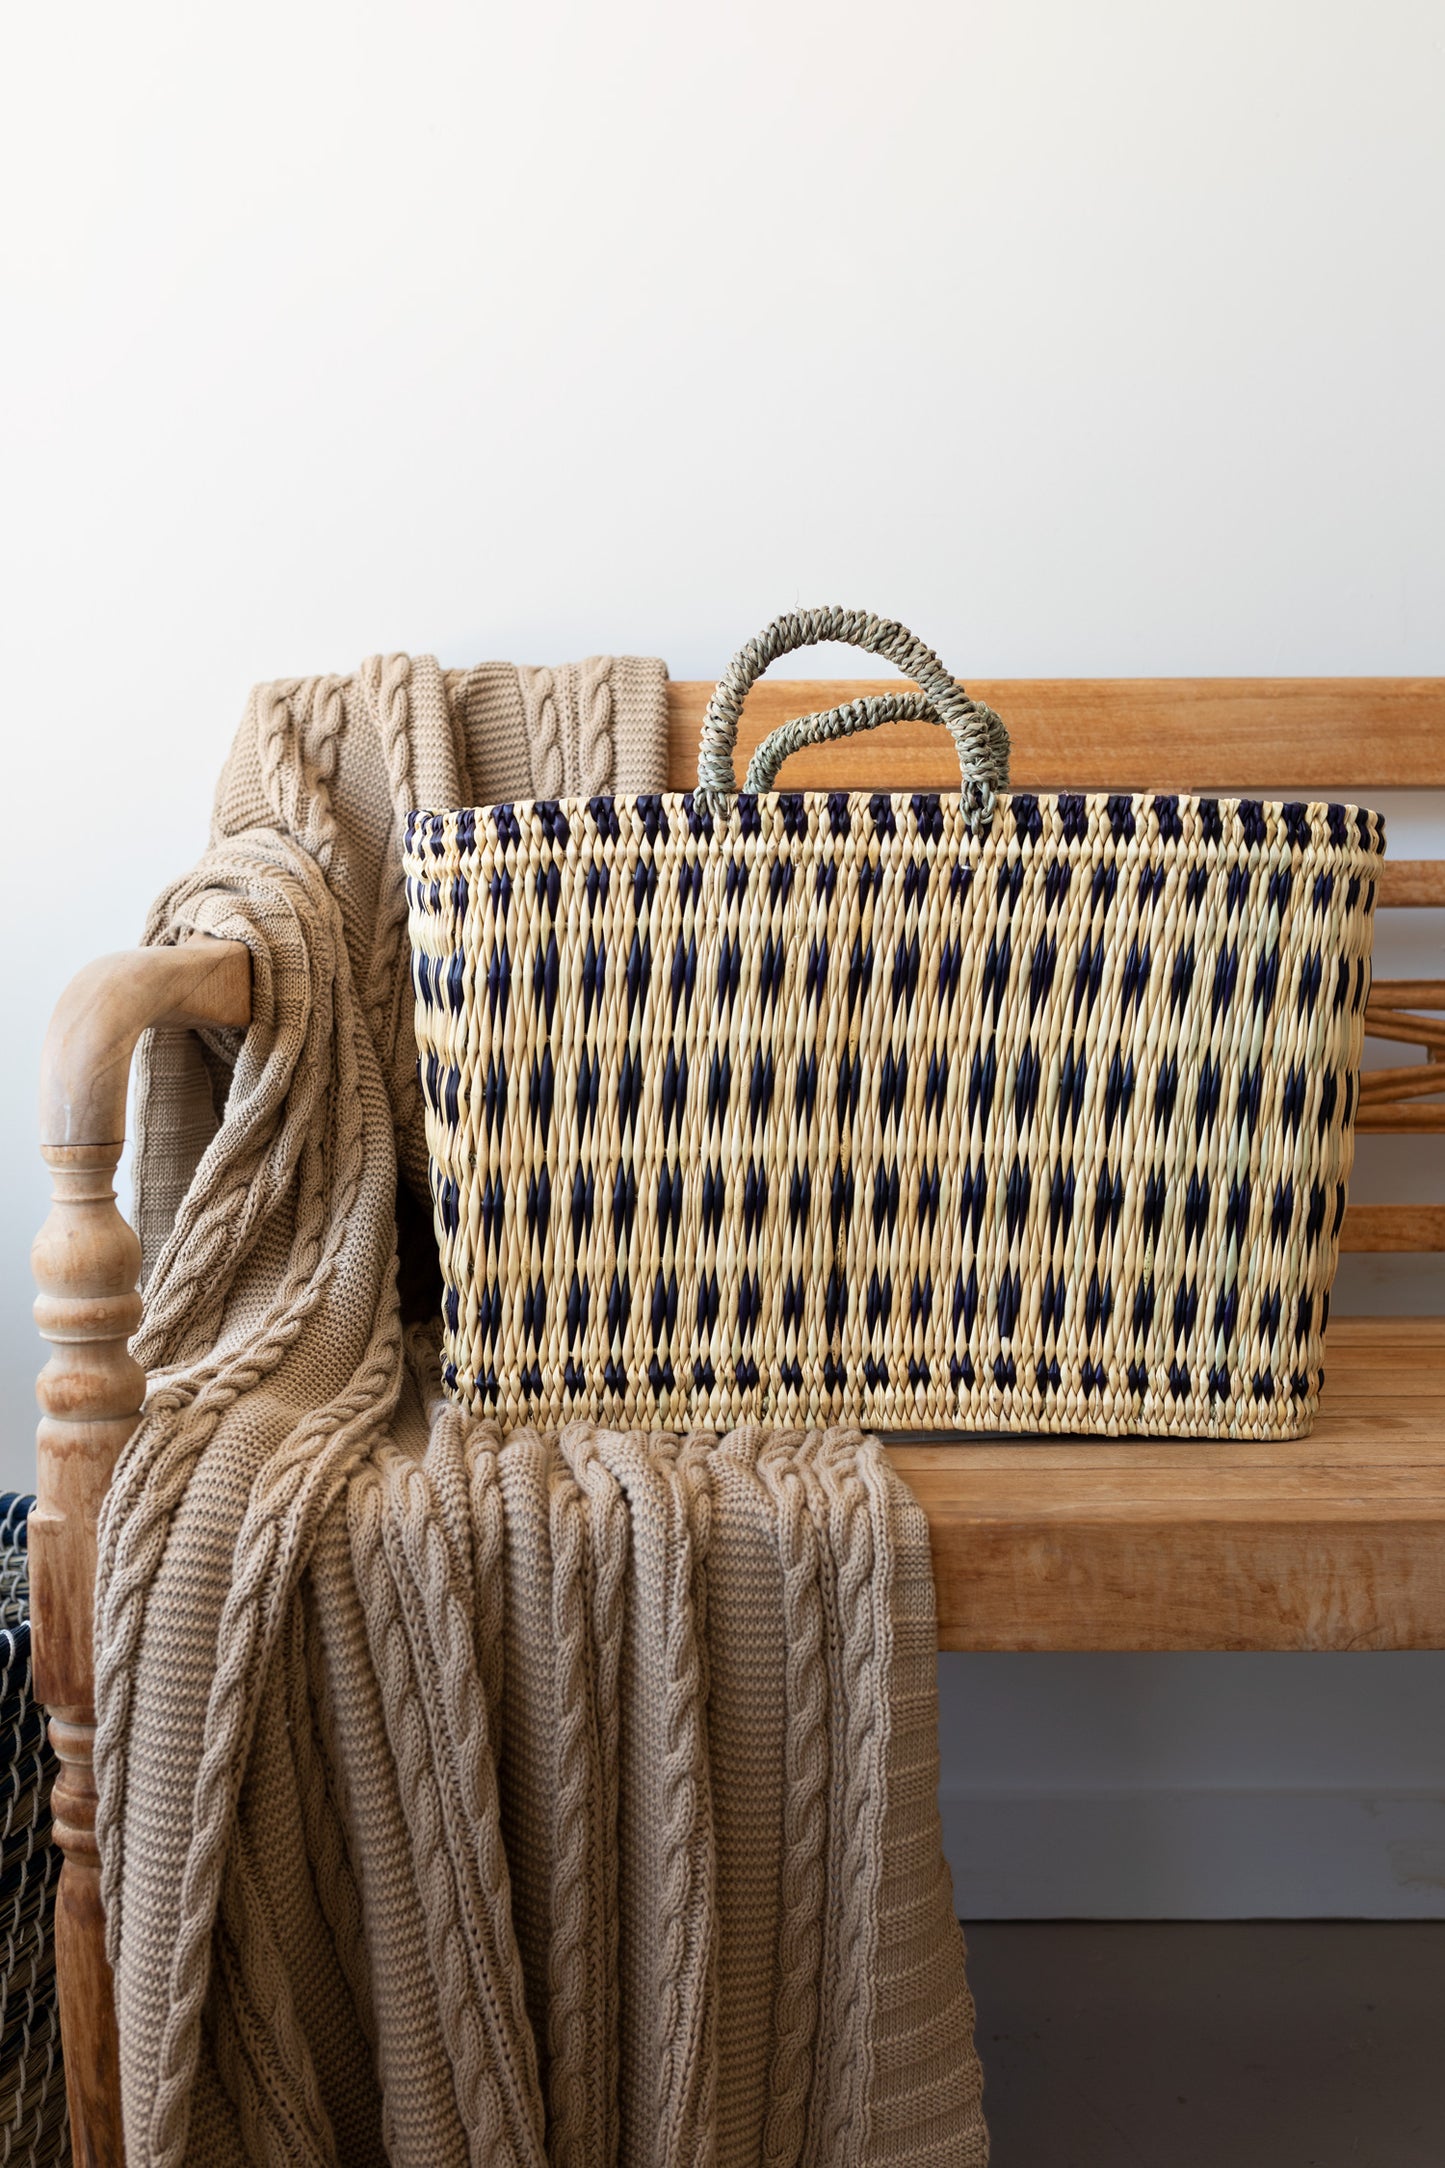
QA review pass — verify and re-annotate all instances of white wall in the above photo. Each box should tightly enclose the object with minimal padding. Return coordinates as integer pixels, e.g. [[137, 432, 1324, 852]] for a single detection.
[[3, 0, 1443, 1918]]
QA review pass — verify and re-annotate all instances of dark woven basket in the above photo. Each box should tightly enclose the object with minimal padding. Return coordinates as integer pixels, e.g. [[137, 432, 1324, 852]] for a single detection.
[[0, 1498, 68, 2165]]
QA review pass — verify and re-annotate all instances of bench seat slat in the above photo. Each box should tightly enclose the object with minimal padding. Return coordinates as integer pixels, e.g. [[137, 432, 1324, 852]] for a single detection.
[[888, 1322, 1445, 1650]]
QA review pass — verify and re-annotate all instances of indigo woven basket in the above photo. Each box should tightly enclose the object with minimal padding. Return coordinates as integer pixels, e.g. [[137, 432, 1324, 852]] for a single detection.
[[406, 607, 1384, 1440], [0, 1497, 68, 2165]]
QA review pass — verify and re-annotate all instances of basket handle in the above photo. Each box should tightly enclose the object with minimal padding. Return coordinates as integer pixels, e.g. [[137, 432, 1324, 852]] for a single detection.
[[695, 606, 1009, 830]]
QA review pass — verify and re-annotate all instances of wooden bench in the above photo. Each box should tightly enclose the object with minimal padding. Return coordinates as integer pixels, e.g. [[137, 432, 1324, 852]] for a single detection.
[[31, 675, 1445, 2162]]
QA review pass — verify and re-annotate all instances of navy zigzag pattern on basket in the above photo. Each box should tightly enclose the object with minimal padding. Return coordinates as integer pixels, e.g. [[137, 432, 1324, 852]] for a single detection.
[[406, 782, 1382, 1440]]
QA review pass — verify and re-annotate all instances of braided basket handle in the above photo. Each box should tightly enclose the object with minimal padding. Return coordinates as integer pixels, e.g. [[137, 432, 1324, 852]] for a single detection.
[[696, 607, 1010, 831]]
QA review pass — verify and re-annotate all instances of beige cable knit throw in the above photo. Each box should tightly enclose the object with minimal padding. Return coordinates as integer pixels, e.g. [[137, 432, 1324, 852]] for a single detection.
[[98, 652, 987, 2166]]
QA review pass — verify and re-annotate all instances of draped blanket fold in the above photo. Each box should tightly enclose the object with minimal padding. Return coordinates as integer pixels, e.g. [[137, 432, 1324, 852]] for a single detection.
[[98, 653, 987, 2165]]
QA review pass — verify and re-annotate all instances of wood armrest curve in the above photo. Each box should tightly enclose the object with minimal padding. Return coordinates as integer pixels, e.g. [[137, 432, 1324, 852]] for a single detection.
[[40, 938, 253, 1151]]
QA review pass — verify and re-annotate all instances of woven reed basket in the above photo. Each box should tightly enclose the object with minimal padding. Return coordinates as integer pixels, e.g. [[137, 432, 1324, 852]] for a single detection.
[[406, 608, 1384, 1440]]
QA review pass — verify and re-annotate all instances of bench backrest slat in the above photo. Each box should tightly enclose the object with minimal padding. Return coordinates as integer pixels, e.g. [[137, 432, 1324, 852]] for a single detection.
[[666, 678, 1445, 794]]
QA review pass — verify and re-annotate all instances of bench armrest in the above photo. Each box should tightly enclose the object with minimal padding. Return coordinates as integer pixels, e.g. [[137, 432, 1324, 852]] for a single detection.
[[40, 938, 252, 1149], [30, 936, 251, 2164]]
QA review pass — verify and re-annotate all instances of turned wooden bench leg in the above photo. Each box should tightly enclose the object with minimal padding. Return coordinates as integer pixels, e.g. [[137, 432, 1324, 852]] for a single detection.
[[31, 1139, 139, 2168], [26, 938, 251, 2168]]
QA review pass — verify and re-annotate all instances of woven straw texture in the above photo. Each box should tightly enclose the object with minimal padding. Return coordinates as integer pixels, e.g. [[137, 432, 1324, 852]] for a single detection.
[[0, 1499, 68, 2165], [409, 627, 1382, 1442], [101, 651, 986, 2166]]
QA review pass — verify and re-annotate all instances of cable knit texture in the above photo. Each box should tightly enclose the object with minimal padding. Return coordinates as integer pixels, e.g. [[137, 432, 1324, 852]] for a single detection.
[[103, 650, 987, 2165]]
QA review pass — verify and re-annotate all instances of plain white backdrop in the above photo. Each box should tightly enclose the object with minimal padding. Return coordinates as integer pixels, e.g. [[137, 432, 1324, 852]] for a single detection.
[[3, 0, 1443, 1915]]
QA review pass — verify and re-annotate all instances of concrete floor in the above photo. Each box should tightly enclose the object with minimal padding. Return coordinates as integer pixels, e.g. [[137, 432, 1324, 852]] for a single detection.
[[962, 1922, 1445, 2166]]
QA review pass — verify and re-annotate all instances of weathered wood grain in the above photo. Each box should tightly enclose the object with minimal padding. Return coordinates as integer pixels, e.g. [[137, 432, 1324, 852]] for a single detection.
[[1339, 1205, 1445, 1252], [668, 677, 1445, 794]]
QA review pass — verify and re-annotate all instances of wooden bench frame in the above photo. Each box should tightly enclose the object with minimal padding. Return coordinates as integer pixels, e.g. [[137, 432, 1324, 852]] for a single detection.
[[31, 676, 1445, 2162]]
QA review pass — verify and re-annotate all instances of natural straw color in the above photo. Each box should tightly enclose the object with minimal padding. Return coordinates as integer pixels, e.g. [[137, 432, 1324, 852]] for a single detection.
[[409, 610, 1383, 1440], [98, 650, 987, 2166]]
